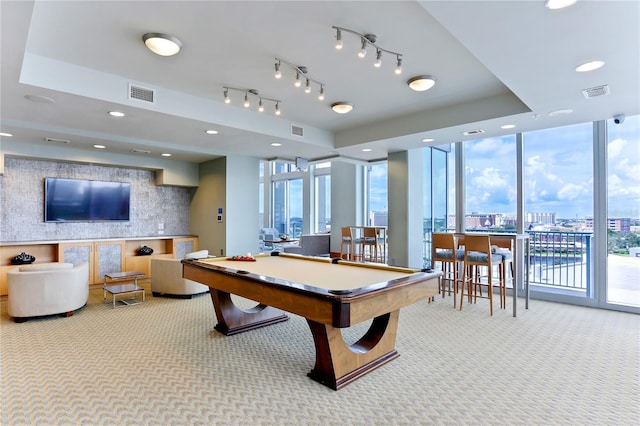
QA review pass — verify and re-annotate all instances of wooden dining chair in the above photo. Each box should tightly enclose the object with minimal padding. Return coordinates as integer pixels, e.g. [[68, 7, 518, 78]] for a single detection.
[[431, 232, 463, 307], [459, 234, 505, 316]]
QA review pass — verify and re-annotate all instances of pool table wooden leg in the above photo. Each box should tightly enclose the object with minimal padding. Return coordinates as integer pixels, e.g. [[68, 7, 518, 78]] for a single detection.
[[210, 289, 289, 336], [306, 310, 401, 390]]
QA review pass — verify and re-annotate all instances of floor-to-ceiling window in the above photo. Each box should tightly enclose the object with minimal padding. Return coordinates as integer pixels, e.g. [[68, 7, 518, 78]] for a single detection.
[[606, 114, 640, 307], [314, 162, 331, 233], [463, 135, 517, 231], [271, 161, 303, 237], [523, 123, 594, 300], [366, 162, 388, 226], [423, 146, 450, 267]]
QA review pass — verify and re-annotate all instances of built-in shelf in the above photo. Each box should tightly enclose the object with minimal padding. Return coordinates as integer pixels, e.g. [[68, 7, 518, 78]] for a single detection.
[[0, 236, 198, 295]]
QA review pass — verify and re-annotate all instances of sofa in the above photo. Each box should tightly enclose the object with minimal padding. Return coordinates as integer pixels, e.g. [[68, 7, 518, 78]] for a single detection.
[[283, 234, 330, 257], [150, 250, 210, 298], [7, 262, 89, 322]]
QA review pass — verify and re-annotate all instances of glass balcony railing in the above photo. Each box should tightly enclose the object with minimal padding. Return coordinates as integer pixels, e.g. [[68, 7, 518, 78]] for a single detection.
[[527, 231, 592, 294]]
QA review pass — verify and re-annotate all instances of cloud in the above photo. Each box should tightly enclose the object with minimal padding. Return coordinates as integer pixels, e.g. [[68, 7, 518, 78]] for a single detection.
[[557, 183, 588, 201], [608, 138, 626, 159]]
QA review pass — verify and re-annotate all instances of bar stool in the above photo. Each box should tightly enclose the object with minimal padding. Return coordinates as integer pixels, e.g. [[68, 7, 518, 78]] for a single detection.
[[340, 227, 355, 260], [491, 237, 514, 309], [376, 227, 387, 263], [459, 234, 505, 316], [431, 233, 464, 307], [362, 227, 380, 262]]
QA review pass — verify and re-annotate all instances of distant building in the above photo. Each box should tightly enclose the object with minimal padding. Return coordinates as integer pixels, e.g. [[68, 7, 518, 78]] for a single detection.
[[526, 212, 556, 226], [584, 217, 631, 232], [369, 211, 388, 226], [465, 213, 503, 229]]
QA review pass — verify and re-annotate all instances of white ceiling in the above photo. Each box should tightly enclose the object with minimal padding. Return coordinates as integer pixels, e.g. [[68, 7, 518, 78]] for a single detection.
[[1, 1, 638, 164]]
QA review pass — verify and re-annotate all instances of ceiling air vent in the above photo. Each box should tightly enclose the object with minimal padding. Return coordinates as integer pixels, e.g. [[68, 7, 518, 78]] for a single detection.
[[291, 125, 304, 137], [462, 129, 485, 136], [129, 83, 155, 103], [582, 85, 610, 99], [44, 137, 70, 144]]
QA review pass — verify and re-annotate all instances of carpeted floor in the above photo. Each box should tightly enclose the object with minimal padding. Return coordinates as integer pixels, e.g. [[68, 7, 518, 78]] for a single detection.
[[1, 285, 638, 425]]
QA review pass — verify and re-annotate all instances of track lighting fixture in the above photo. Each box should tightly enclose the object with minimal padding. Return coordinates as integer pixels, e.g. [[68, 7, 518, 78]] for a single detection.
[[222, 86, 282, 115], [274, 58, 326, 101], [332, 26, 403, 74]]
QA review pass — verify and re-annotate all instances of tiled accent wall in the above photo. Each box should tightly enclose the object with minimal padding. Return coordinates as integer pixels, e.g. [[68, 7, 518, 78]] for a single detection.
[[0, 158, 192, 242]]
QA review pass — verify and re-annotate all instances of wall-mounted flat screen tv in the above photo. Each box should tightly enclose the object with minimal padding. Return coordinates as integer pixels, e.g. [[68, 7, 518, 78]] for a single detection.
[[44, 177, 131, 222]]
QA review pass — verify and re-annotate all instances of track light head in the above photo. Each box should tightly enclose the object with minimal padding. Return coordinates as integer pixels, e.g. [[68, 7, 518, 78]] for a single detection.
[[275, 102, 281, 115], [294, 72, 302, 87], [395, 56, 403, 75], [358, 38, 368, 58], [335, 28, 343, 50], [374, 50, 382, 68], [274, 61, 282, 79], [243, 93, 250, 108], [304, 79, 311, 93], [318, 85, 325, 101]]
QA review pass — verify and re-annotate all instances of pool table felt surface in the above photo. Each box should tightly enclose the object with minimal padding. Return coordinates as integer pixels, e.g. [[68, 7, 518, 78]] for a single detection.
[[194, 254, 422, 293]]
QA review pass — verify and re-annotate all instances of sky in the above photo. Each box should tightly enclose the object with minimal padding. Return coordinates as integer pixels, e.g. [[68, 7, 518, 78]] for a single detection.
[[368, 115, 640, 220]]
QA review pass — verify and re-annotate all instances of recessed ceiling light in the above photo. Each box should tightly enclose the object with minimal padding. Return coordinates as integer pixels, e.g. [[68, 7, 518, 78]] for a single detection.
[[362, 148, 372, 152], [0, 132, 13, 137], [271, 143, 282, 147], [549, 109, 573, 116], [93, 144, 106, 149], [407, 75, 436, 92], [161, 153, 172, 157], [576, 60, 605, 73], [545, 0, 577, 10], [205, 130, 218, 135], [142, 32, 182, 56], [421, 138, 434, 142], [331, 102, 353, 114], [501, 124, 516, 129], [109, 111, 125, 117], [24, 94, 56, 103]]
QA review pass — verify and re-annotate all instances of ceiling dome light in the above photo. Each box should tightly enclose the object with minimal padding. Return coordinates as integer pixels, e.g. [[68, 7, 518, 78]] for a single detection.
[[545, 0, 577, 10], [161, 153, 172, 157], [501, 124, 516, 129], [408, 75, 436, 91], [205, 130, 218, 135], [142, 32, 182, 56], [421, 138, 434, 142], [0, 132, 13, 137], [575, 60, 605, 72], [93, 144, 106, 149], [108, 111, 125, 117], [331, 102, 353, 114]]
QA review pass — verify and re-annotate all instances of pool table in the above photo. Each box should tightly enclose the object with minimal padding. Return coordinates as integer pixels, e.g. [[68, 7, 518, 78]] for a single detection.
[[182, 252, 441, 390]]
